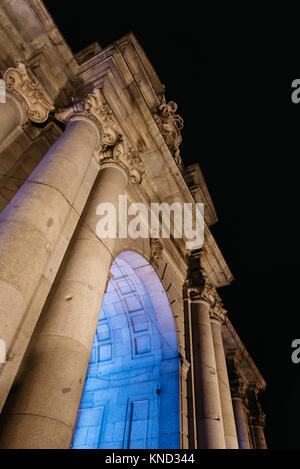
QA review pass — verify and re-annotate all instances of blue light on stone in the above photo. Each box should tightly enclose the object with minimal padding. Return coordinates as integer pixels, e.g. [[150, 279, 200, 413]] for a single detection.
[[71, 251, 180, 449]]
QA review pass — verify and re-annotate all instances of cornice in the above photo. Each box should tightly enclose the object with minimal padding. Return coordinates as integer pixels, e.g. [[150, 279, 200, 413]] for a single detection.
[[0, 0, 234, 287]]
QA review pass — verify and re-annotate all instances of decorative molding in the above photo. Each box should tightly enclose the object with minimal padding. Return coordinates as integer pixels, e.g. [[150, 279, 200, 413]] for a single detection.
[[153, 95, 184, 171], [184, 163, 218, 226], [55, 88, 120, 151], [4, 63, 54, 123], [249, 411, 266, 428], [188, 269, 217, 306], [150, 238, 163, 268], [230, 376, 247, 400], [101, 135, 145, 184], [210, 295, 227, 324], [227, 355, 248, 400], [56, 89, 145, 184], [247, 384, 266, 428], [180, 358, 190, 379]]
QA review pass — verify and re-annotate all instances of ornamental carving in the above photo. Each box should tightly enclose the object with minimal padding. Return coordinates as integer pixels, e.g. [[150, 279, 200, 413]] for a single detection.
[[4, 63, 54, 123], [153, 96, 184, 171], [227, 357, 247, 400], [210, 295, 227, 323], [55, 88, 120, 152], [247, 385, 266, 428], [150, 238, 163, 268], [249, 411, 266, 428], [100, 134, 145, 184], [56, 89, 145, 184], [188, 269, 217, 306], [230, 376, 247, 400]]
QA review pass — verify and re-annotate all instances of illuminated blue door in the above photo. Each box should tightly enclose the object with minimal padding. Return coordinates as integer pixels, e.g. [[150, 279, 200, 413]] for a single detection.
[[71, 253, 180, 449]]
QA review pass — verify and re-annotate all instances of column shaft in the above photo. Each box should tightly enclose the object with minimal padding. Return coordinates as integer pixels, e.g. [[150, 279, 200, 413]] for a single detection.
[[191, 300, 226, 449], [232, 398, 251, 449], [0, 117, 99, 409], [0, 166, 128, 449], [251, 424, 267, 449], [210, 319, 239, 448]]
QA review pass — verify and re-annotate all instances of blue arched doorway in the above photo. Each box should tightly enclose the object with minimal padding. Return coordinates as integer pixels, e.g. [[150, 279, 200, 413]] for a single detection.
[[71, 251, 180, 449]]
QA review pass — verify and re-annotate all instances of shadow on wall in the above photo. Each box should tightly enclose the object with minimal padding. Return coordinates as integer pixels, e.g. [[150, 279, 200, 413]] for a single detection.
[[71, 251, 180, 449]]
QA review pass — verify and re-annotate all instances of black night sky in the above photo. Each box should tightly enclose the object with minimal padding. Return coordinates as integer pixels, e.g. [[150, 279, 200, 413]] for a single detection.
[[43, 1, 299, 449]]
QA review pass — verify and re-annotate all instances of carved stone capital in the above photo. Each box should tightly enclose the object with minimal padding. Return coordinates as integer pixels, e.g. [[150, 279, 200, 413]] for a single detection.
[[188, 269, 217, 306], [56, 89, 145, 183], [227, 355, 247, 400], [249, 411, 266, 428], [210, 295, 227, 324], [230, 376, 247, 400], [246, 384, 266, 428], [150, 238, 163, 268], [4, 63, 54, 123], [55, 88, 120, 151], [153, 95, 184, 172], [101, 136, 145, 184]]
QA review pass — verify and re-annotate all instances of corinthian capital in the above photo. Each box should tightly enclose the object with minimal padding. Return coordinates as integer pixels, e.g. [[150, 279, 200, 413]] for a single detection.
[[191, 269, 217, 305], [100, 134, 145, 184], [247, 383, 266, 428], [4, 63, 54, 123], [210, 295, 227, 323], [227, 354, 247, 400], [55, 88, 120, 151], [249, 411, 266, 428], [230, 376, 247, 400]]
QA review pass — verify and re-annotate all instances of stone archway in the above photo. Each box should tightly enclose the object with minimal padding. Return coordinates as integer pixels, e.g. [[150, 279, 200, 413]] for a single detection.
[[0, 5, 267, 449], [71, 251, 180, 449]]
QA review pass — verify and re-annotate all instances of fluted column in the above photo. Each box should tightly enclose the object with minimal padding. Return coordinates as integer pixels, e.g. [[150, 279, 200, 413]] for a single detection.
[[0, 88, 120, 412], [0, 164, 128, 449], [189, 272, 226, 449], [0, 63, 53, 146], [210, 300, 239, 449]]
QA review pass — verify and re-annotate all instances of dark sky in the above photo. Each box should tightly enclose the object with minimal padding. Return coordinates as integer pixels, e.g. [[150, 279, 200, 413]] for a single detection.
[[43, 1, 299, 449]]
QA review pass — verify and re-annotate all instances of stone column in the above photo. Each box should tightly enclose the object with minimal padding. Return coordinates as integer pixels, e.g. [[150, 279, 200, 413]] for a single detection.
[[0, 118, 99, 375], [249, 417, 267, 449], [227, 357, 251, 449], [210, 300, 239, 449], [0, 88, 119, 412], [231, 396, 251, 449], [0, 164, 128, 449], [1, 63, 54, 145], [179, 358, 190, 449], [247, 384, 267, 449], [189, 272, 226, 449]]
